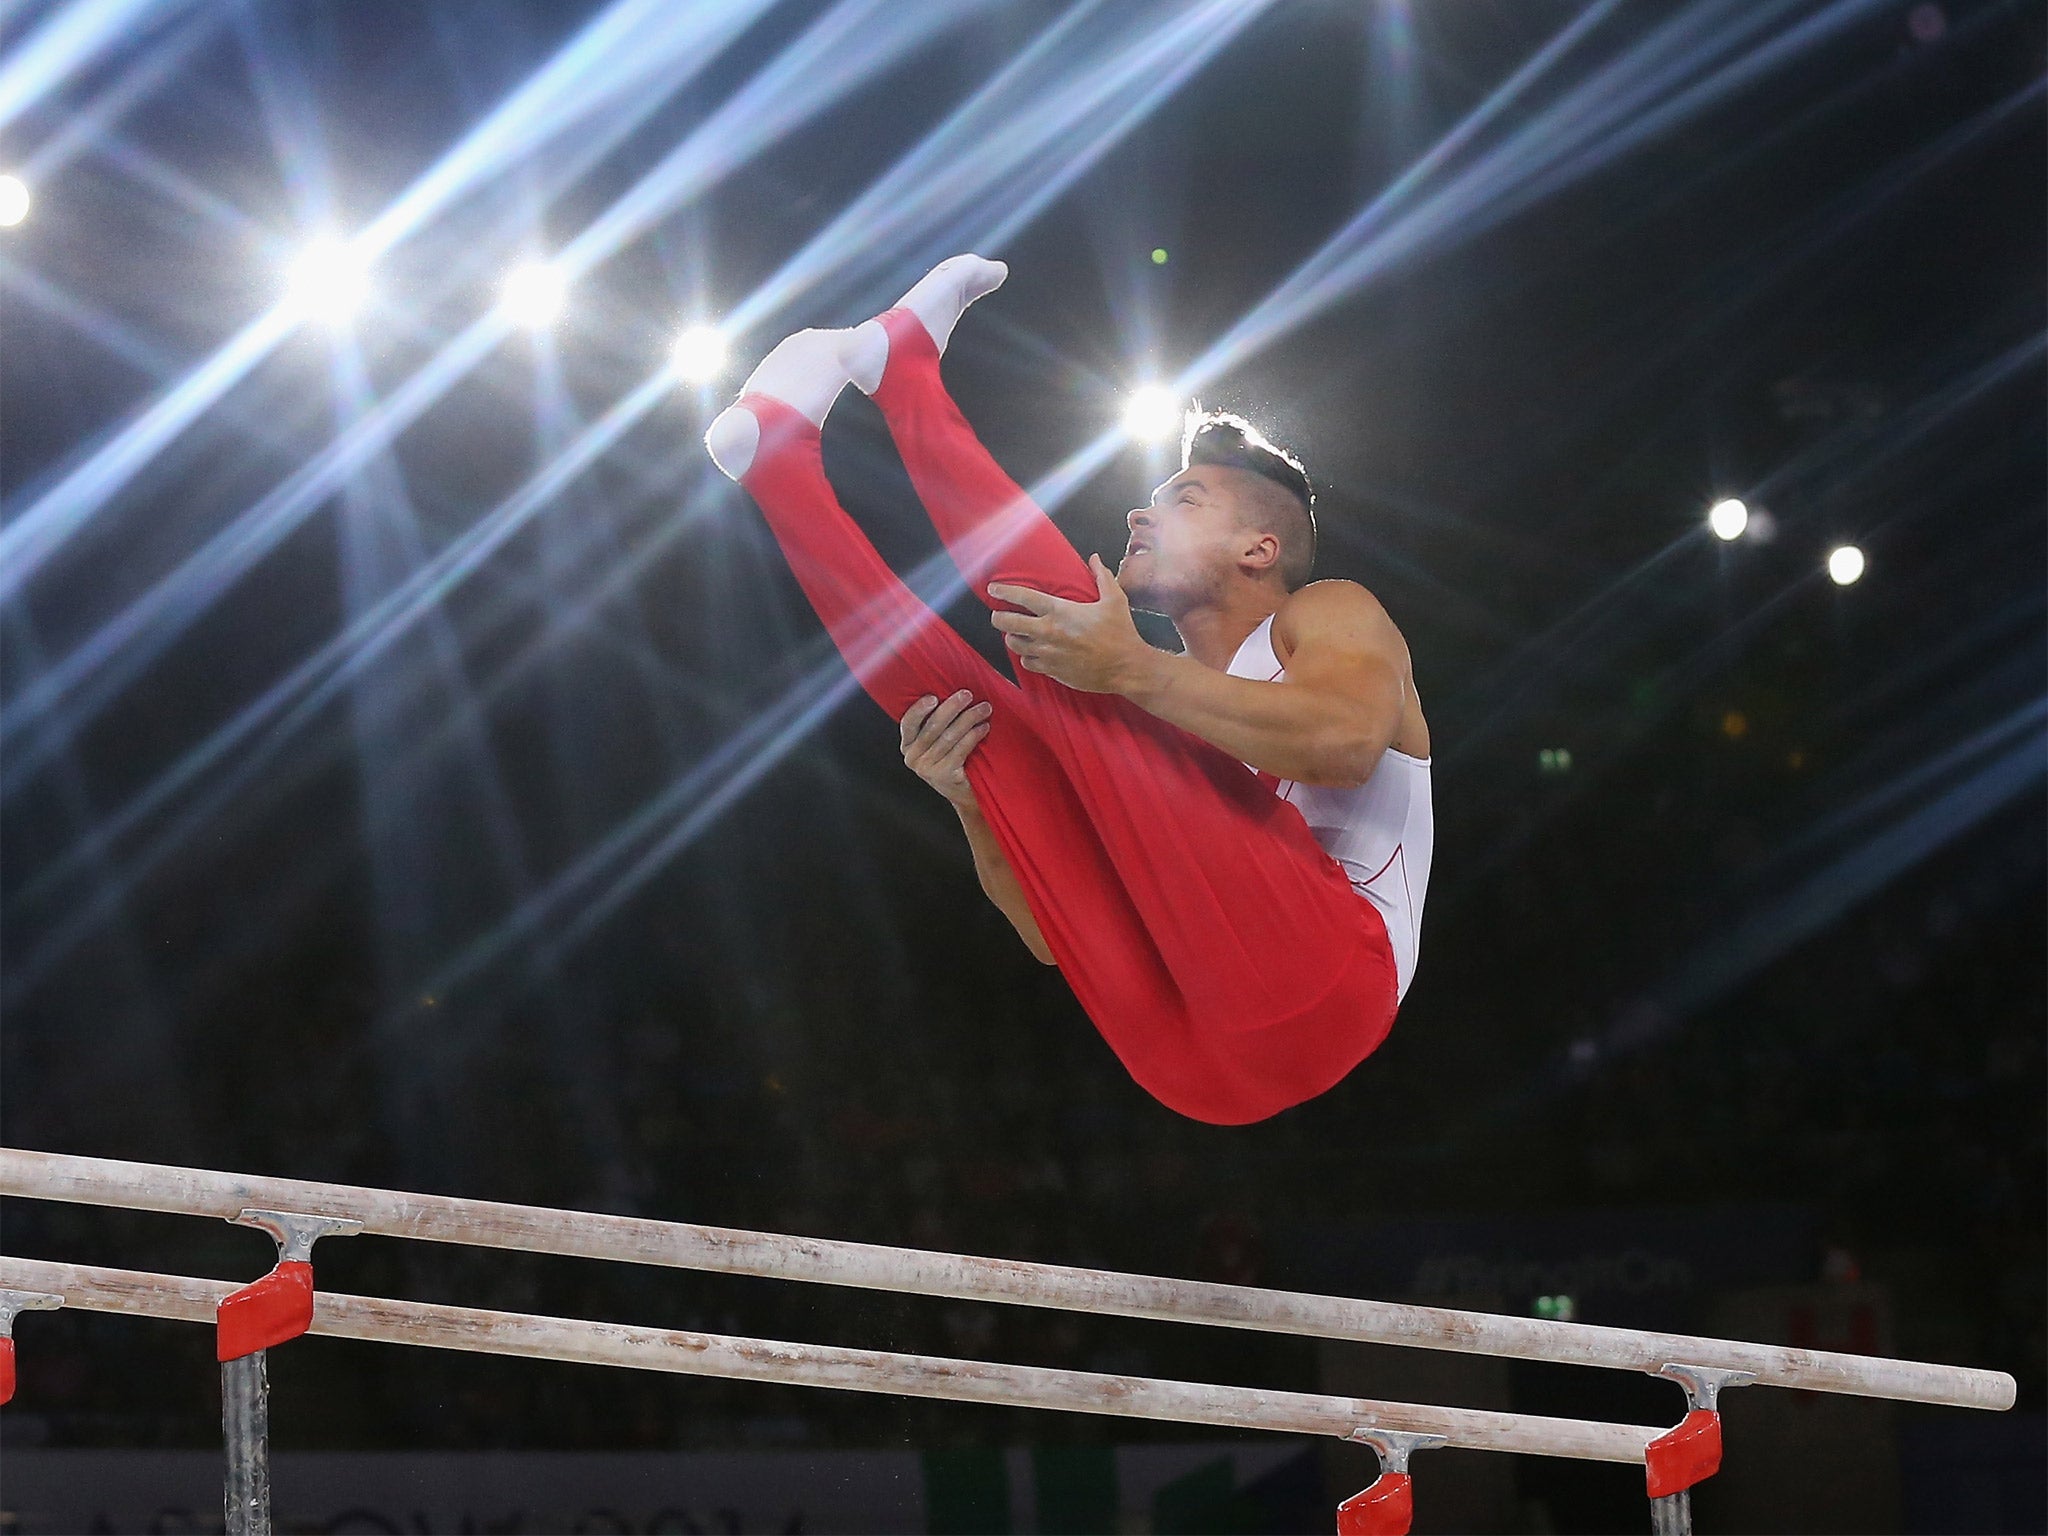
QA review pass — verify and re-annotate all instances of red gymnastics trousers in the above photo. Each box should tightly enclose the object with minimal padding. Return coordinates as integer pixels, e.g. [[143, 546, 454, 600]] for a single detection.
[[734, 310, 1397, 1124]]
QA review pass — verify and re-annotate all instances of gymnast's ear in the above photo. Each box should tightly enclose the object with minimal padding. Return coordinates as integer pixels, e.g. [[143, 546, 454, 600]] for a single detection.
[[1236, 527, 1282, 575]]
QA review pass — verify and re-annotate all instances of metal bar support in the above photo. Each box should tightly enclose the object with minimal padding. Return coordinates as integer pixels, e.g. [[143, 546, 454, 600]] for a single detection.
[[1339, 1429, 1447, 1535], [1649, 1486, 1691, 1536], [1642, 1363, 1754, 1535], [211, 1208, 357, 1536], [222, 1349, 270, 1536], [0, 1288, 63, 1405]]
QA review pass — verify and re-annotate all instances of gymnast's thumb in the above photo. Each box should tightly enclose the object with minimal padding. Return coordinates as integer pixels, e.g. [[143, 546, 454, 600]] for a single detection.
[[1090, 553, 1119, 598]]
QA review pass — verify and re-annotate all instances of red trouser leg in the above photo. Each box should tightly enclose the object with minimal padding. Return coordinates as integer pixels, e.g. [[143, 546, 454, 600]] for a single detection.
[[735, 396, 1190, 1075], [739, 385, 1396, 1124], [866, 308, 1102, 606]]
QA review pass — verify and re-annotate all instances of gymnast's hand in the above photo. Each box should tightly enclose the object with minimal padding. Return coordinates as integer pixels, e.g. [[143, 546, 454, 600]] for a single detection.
[[989, 556, 1154, 694], [900, 691, 993, 810]]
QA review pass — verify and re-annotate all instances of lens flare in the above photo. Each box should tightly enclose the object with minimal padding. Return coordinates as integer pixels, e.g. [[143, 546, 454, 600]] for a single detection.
[[1122, 384, 1181, 442], [670, 324, 728, 383], [500, 261, 567, 329], [1707, 498, 1748, 540], [285, 238, 370, 326], [1827, 545, 1866, 585], [0, 174, 29, 226]]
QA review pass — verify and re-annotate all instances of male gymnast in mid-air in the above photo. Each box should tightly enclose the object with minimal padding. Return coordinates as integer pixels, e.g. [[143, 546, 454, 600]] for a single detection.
[[705, 256, 1431, 1124]]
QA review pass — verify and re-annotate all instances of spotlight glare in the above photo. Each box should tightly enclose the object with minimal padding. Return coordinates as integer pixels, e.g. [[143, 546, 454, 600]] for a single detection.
[[0, 174, 29, 227], [285, 238, 370, 326], [500, 261, 567, 329], [1707, 497, 1748, 541], [1122, 384, 1182, 442], [1827, 544, 1866, 586], [670, 324, 728, 383]]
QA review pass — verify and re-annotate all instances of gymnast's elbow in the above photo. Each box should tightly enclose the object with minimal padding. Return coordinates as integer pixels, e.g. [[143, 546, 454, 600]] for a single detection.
[[1301, 725, 1385, 789]]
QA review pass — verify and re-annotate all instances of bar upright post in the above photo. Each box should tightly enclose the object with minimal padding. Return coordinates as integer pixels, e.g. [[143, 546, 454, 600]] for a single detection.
[[222, 1349, 270, 1535], [214, 1208, 361, 1536], [1643, 1363, 1752, 1536], [1337, 1428, 1445, 1535], [1649, 1484, 1690, 1536]]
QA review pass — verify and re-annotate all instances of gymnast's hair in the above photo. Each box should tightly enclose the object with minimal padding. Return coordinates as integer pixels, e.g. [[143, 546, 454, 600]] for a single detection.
[[1181, 410, 1317, 590]]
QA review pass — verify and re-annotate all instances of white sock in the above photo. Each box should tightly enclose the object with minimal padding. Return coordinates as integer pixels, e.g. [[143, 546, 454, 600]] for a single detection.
[[705, 326, 856, 480], [846, 254, 1007, 395]]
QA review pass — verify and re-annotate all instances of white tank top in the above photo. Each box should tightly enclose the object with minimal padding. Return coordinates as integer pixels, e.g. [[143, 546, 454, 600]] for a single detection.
[[1226, 614, 1433, 1000]]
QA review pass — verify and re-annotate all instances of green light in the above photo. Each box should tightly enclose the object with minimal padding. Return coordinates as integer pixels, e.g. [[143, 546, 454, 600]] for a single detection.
[[1150, 247, 1169, 265]]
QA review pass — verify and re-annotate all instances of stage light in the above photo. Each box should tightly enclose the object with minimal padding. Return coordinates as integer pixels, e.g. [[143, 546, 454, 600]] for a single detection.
[[670, 324, 728, 383], [0, 175, 29, 227], [1707, 497, 1748, 541], [500, 261, 567, 329], [1827, 545, 1865, 586], [285, 238, 370, 326], [1122, 384, 1182, 442]]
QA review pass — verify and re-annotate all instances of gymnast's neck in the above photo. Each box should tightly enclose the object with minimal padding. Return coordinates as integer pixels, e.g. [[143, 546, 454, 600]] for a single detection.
[[1169, 585, 1287, 673]]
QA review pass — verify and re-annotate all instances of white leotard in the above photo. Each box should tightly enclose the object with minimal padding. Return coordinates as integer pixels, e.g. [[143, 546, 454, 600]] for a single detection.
[[1226, 614, 1433, 1000]]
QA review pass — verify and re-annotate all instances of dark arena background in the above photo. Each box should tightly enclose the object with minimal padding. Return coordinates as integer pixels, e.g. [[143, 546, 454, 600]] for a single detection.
[[1, 3, 2043, 1533]]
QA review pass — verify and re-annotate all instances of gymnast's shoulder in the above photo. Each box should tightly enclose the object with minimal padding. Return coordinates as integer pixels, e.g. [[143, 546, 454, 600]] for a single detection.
[[1271, 578, 1408, 658]]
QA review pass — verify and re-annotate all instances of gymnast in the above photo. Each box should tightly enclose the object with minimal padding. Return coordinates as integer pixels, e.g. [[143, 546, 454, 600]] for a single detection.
[[705, 256, 1431, 1124]]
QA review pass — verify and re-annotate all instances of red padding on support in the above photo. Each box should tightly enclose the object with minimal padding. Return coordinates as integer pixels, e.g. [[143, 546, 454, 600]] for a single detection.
[[1336, 1472, 1413, 1536], [1646, 1408, 1723, 1498], [216, 1261, 315, 1361], [0, 1336, 15, 1405]]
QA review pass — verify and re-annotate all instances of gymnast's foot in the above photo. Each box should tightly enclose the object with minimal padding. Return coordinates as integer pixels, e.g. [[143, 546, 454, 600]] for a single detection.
[[846, 253, 1008, 394], [705, 326, 861, 480]]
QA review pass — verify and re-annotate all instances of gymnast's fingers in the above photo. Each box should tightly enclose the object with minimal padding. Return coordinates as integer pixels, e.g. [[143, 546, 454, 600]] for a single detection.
[[907, 694, 982, 762], [899, 695, 940, 749], [989, 610, 1034, 636], [932, 700, 992, 750], [921, 689, 974, 735], [987, 582, 1057, 615], [935, 720, 990, 775], [903, 698, 954, 761]]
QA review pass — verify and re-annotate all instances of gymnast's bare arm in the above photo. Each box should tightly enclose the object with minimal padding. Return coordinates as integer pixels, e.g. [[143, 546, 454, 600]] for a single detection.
[[990, 567, 1422, 789], [900, 691, 1057, 965], [1131, 580, 1424, 785]]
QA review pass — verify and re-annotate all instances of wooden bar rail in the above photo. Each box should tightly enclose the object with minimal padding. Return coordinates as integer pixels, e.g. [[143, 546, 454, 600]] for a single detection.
[[0, 1257, 1664, 1463], [0, 1148, 2016, 1411]]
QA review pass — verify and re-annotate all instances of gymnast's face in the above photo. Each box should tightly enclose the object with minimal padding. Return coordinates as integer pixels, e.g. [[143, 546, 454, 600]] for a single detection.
[[1118, 467, 1276, 616]]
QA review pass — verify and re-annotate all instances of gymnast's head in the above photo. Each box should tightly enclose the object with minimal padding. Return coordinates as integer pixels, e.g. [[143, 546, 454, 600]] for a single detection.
[[1118, 411, 1316, 616]]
